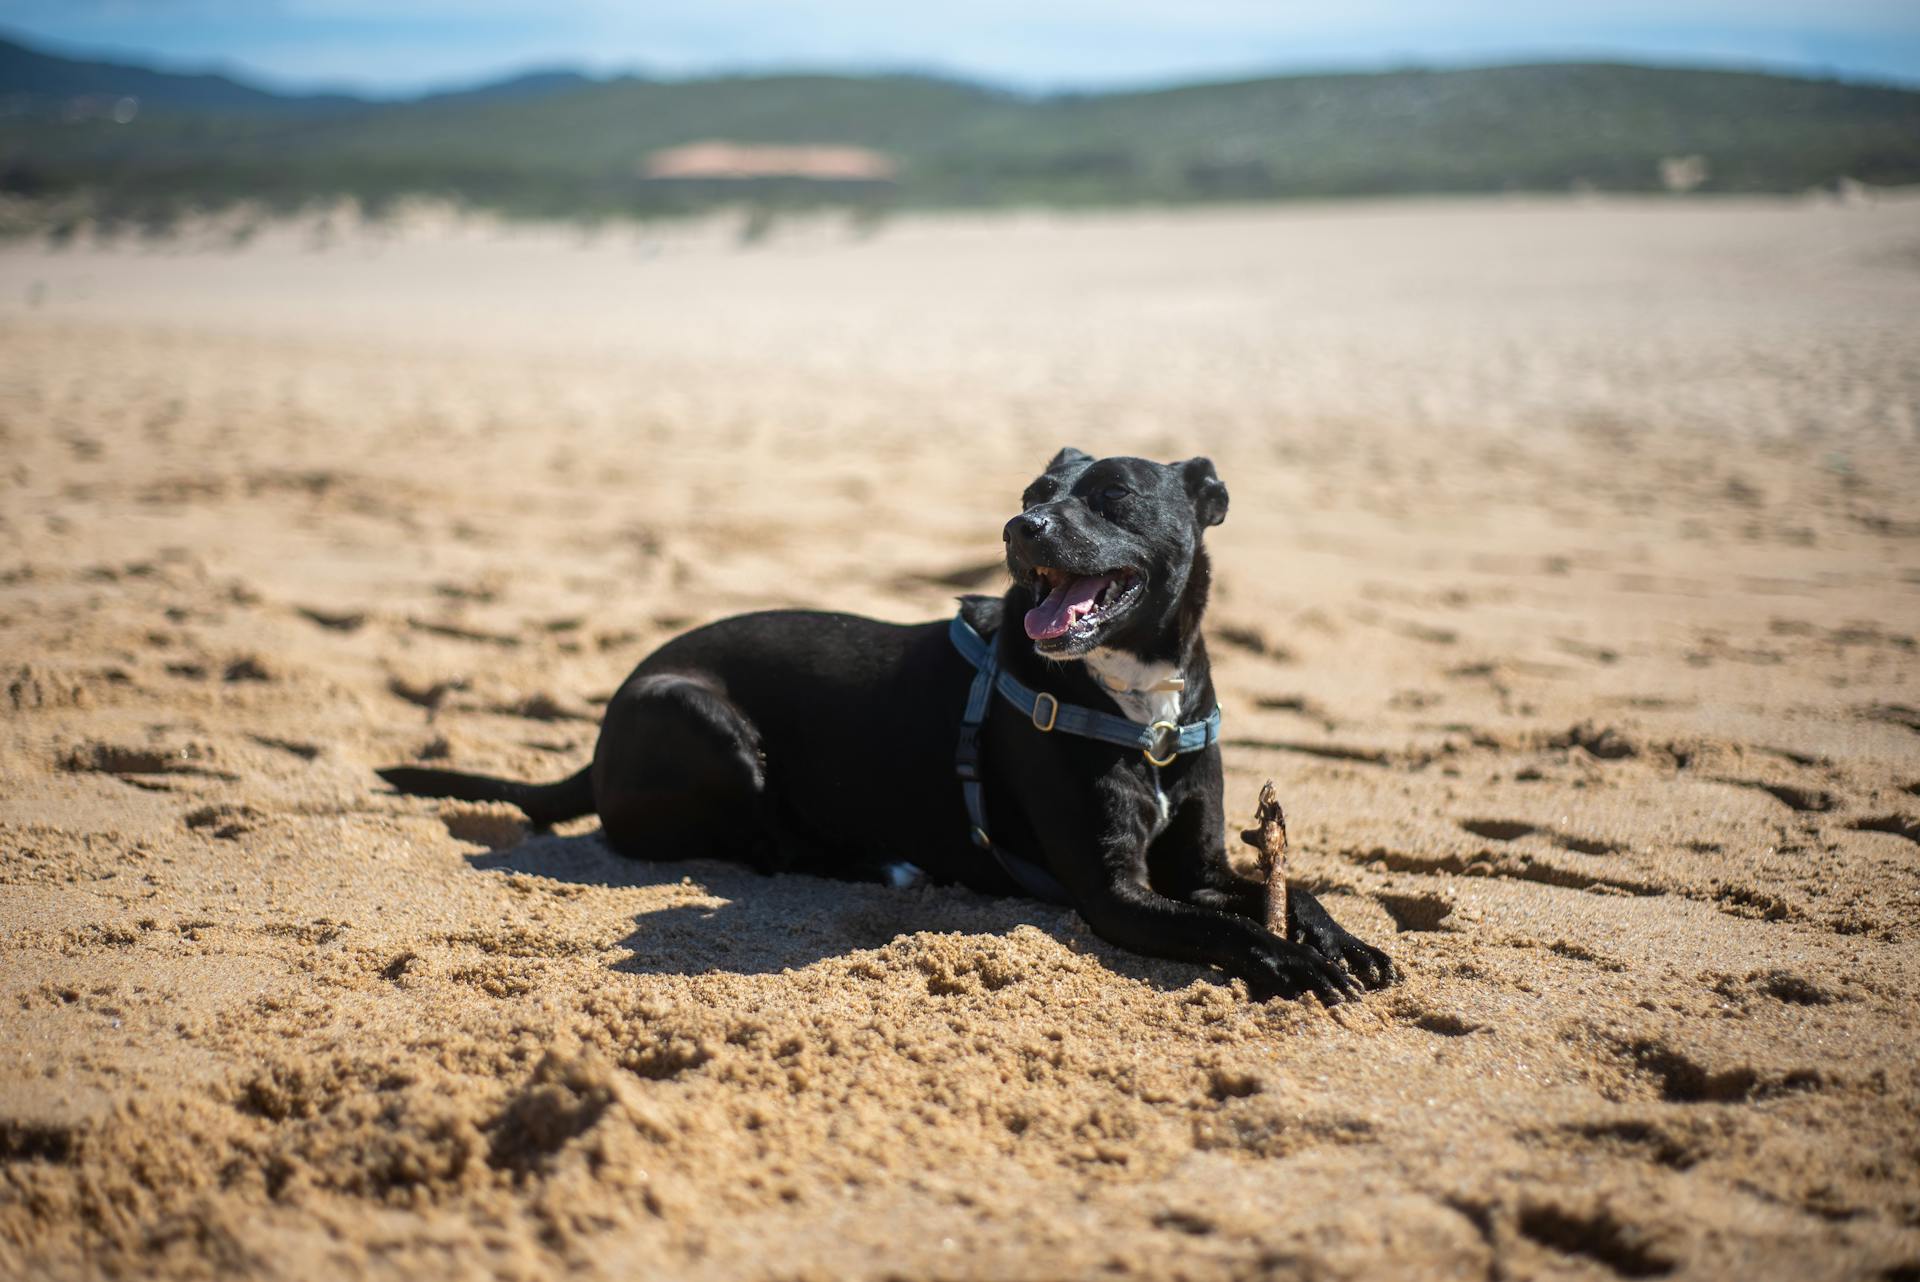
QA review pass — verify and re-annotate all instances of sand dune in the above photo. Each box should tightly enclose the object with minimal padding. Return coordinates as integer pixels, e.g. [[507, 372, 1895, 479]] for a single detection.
[[2, 197, 1918, 1280]]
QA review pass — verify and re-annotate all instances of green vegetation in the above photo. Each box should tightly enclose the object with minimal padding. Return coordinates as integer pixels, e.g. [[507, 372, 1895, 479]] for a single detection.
[[4, 32, 1918, 227]]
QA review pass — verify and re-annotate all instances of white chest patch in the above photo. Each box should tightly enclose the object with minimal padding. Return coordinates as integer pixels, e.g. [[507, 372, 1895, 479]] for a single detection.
[[1084, 647, 1183, 837], [1084, 648, 1185, 727]]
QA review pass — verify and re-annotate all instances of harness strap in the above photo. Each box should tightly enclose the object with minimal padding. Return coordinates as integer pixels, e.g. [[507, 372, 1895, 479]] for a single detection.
[[949, 616, 1221, 758], [949, 613, 1221, 904]]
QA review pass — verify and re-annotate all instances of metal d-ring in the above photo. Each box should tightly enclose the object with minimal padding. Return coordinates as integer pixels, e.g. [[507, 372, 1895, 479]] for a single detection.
[[1143, 720, 1180, 767], [1031, 691, 1059, 732]]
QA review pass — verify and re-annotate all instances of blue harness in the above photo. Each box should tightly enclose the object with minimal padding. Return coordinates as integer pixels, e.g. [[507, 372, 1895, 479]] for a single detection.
[[948, 613, 1223, 903]]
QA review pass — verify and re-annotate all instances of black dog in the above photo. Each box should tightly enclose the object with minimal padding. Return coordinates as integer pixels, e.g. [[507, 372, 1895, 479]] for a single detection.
[[379, 449, 1394, 1003]]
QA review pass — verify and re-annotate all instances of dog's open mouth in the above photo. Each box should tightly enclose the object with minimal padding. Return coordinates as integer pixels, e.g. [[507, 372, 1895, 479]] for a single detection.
[[1023, 566, 1143, 650]]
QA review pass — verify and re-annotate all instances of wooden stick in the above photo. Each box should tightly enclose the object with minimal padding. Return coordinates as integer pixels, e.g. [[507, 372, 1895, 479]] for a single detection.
[[1238, 780, 1288, 934]]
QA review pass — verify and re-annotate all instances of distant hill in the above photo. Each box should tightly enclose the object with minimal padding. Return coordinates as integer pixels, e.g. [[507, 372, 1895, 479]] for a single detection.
[[427, 69, 600, 104], [0, 32, 362, 113], [3, 30, 1917, 222]]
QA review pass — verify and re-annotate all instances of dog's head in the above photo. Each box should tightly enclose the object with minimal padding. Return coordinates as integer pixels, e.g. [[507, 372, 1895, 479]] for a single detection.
[[1003, 447, 1228, 660]]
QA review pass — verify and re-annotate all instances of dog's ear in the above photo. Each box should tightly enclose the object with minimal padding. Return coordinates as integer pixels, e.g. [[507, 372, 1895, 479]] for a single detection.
[[1181, 457, 1229, 528], [1047, 446, 1093, 472]]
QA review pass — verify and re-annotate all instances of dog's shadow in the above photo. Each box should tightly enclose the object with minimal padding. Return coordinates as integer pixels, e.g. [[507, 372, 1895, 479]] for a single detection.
[[465, 830, 1051, 978], [466, 829, 1224, 992]]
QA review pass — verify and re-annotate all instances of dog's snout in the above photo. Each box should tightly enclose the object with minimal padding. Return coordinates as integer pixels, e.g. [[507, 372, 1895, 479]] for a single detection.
[[1005, 511, 1051, 544]]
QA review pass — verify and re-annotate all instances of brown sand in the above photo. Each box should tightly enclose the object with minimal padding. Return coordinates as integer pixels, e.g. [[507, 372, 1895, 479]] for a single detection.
[[2, 197, 1918, 1280]]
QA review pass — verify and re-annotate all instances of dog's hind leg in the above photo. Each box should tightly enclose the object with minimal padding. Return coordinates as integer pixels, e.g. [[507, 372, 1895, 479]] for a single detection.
[[592, 673, 778, 867]]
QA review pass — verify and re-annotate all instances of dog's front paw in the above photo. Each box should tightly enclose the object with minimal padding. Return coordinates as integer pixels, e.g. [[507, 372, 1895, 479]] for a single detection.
[[1289, 890, 1397, 990], [1243, 938, 1366, 1006], [1299, 922, 1396, 990]]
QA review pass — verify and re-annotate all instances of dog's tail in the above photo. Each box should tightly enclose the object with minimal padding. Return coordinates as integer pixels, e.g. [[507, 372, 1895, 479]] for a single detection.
[[375, 763, 595, 828]]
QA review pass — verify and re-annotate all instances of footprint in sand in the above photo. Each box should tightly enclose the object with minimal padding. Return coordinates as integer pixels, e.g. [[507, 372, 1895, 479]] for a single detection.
[[439, 804, 528, 851], [1374, 890, 1455, 933], [1717, 779, 1838, 813], [1848, 815, 1920, 846], [250, 735, 320, 761], [184, 803, 260, 840], [903, 558, 1005, 591], [387, 675, 468, 713], [61, 740, 238, 786], [296, 605, 367, 632], [1459, 818, 1537, 842], [1212, 621, 1295, 662], [1458, 818, 1624, 855], [1225, 737, 1395, 766], [222, 655, 273, 682], [488, 692, 592, 723], [1514, 1201, 1677, 1277]]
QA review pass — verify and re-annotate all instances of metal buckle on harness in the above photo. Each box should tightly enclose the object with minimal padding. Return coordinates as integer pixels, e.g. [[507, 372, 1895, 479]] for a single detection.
[[1143, 720, 1180, 767], [1031, 691, 1059, 732]]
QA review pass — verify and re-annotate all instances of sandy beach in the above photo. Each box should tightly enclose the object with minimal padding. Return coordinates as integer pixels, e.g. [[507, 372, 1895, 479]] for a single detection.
[[2, 196, 1918, 1280]]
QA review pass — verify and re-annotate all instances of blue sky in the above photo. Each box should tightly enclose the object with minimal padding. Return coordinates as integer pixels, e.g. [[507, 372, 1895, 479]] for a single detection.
[[5, 1, 1918, 96]]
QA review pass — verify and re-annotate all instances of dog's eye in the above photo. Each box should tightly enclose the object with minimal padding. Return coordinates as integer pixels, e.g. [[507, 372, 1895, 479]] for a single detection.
[[1099, 485, 1131, 504]]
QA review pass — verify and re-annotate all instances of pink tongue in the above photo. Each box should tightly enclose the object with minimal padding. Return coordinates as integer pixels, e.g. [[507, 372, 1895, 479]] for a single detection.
[[1024, 575, 1110, 640]]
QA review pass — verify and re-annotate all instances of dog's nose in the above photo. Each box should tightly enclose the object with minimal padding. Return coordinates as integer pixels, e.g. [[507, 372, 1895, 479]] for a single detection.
[[1005, 511, 1051, 544]]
